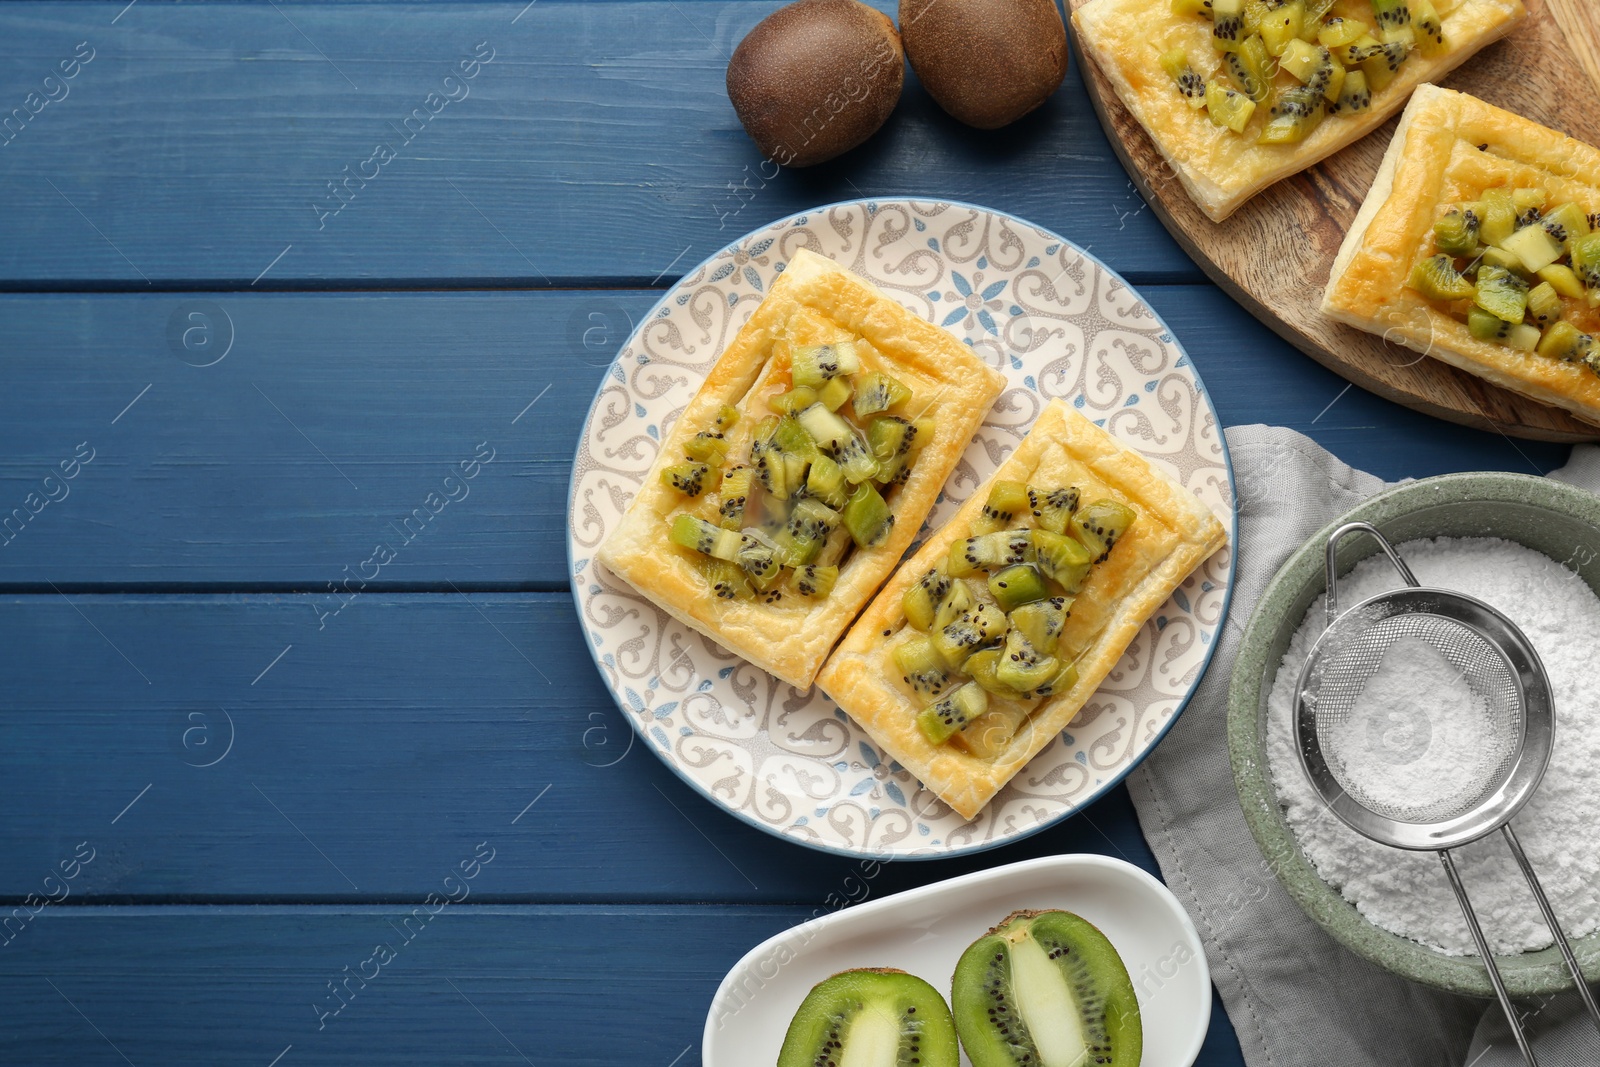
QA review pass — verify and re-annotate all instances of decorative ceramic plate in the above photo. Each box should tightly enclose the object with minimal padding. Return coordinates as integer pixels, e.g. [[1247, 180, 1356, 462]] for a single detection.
[[568, 199, 1236, 859], [702, 854, 1211, 1067]]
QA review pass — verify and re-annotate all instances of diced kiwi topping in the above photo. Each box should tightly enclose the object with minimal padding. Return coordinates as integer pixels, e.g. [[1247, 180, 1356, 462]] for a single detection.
[[1406, 185, 1600, 377], [898, 479, 1139, 752], [662, 336, 933, 604], [1166, 0, 1429, 140]]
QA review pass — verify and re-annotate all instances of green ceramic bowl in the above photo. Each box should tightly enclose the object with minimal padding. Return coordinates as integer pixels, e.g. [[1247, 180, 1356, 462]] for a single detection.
[[1228, 470, 1600, 997]]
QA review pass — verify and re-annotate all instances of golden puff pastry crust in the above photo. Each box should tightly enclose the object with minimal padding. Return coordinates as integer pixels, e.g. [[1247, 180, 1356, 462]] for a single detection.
[[816, 399, 1228, 821], [597, 247, 1007, 691], [1323, 84, 1600, 425], [1071, 0, 1525, 222]]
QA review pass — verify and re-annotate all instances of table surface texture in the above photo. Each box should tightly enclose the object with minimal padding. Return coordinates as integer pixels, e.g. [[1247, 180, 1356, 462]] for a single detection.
[[0, 2, 1569, 1065]]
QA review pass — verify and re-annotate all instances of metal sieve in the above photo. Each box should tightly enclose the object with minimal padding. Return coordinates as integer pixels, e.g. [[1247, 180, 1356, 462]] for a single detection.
[[1294, 522, 1600, 1066]]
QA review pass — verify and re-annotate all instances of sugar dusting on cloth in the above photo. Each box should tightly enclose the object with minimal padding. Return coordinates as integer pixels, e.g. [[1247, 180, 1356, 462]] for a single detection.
[[1324, 634, 1507, 817], [1268, 537, 1600, 956]]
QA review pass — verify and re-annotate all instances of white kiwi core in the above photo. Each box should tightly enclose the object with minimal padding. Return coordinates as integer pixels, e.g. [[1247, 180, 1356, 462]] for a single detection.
[[837, 1002, 903, 1067], [1009, 933, 1090, 1067]]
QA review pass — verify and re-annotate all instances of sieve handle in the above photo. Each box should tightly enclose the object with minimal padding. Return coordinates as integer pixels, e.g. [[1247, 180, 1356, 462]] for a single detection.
[[1324, 521, 1420, 624], [1501, 824, 1600, 1035], [1440, 848, 1540, 1067]]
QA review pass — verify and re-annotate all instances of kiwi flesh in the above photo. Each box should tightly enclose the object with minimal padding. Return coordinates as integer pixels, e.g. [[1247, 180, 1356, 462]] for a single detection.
[[903, 568, 953, 632], [726, 0, 905, 168], [1408, 254, 1474, 302], [918, 681, 989, 743], [1070, 501, 1136, 563], [895, 635, 953, 696], [951, 909, 1142, 1067], [899, 0, 1067, 129], [777, 968, 960, 1067]]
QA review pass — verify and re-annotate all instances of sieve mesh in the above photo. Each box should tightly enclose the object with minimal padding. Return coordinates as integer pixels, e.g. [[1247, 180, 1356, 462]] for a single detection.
[[1306, 612, 1524, 825]]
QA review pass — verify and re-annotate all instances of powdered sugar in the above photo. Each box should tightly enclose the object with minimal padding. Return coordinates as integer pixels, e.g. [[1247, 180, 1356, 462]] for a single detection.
[[1323, 634, 1506, 818], [1268, 537, 1600, 956]]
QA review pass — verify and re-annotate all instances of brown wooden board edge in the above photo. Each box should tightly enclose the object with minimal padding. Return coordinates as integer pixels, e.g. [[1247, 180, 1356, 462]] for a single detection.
[[1063, 16, 1600, 445]]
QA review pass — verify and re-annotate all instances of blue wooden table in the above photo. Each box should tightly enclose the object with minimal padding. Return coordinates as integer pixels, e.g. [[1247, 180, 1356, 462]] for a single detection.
[[0, 3, 1569, 1064]]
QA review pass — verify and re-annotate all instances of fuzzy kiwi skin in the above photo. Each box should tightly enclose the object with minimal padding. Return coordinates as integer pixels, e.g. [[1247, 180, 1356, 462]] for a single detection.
[[726, 0, 905, 167], [899, 0, 1068, 129]]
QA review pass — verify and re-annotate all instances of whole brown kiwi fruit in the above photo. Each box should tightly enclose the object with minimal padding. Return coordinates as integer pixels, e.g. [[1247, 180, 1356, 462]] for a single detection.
[[900, 0, 1067, 129], [726, 0, 905, 167]]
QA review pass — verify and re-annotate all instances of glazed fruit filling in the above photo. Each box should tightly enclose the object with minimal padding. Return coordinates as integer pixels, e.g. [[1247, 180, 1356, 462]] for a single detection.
[[1407, 187, 1600, 373], [1162, 0, 1443, 143], [663, 340, 931, 604], [895, 480, 1138, 756]]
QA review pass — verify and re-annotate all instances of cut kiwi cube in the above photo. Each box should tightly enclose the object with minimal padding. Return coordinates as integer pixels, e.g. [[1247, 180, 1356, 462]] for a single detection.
[[1212, 0, 1245, 49], [1505, 323, 1542, 353], [947, 529, 1033, 577], [1279, 39, 1339, 98], [717, 466, 755, 529], [1408, 254, 1474, 302], [805, 453, 849, 509], [933, 579, 975, 631], [1467, 306, 1514, 342], [1028, 485, 1081, 534], [1541, 202, 1591, 245], [1025, 659, 1080, 700], [1500, 224, 1566, 274], [786, 563, 837, 599], [852, 371, 912, 417], [1477, 245, 1530, 278], [1172, 0, 1212, 15], [994, 628, 1061, 693], [988, 564, 1050, 612], [735, 530, 783, 584], [1538, 263, 1587, 300], [1259, 85, 1326, 144], [1010, 596, 1069, 650], [798, 403, 879, 483], [1480, 189, 1518, 248], [866, 415, 915, 464], [973, 479, 1033, 535], [1070, 500, 1137, 563], [962, 647, 1011, 696], [1258, 0, 1304, 55], [932, 604, 1008, 670], [768, 386, 817, 417], [1328, 68, 1371, 115], [1031, 529, 1094, 592], [1335, 33, 1387, 64], [1357, 43, 1406, 92], [669, 513, 741, 560], [917, 682, 989, 745], [1369, 0, 1411, 34], [1571, 233, 1600, 292], [1224, 35, 1273, 102], [1318, 16, 1369, 47], [842, 482, 893, 549], [1299, 0, 1337, 34], [712, 404, 740, 431], [771, 416, 820, 460], [1205, 81, 1256, 133], [775, 497, 839, 566], [702, 557, 754, 600], [815, 375, 853, 412], [683, 431, 729, 465], [1526, 282, 1564, 327], [1411, 0, 1444, 53], [894, 635, 953, 697], [903, 568, 953, 631], [754, 444, 790, 500], [1160, 48, 1209, 109], [1537, 321, 1598, 362], [661, 461, 712, 497], [1474, 264, 1529, 324], [789, 342, 860, 388], [1433, 208, 1480, 256]]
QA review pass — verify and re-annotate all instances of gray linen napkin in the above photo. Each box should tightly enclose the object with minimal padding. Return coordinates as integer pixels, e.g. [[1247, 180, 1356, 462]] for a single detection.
[[1125, 424, 1600, 1067]]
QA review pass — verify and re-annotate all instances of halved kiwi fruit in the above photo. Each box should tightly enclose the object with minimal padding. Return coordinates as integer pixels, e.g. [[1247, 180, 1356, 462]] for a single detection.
[[777, 968, 959, 1067], [952, 909, 1142, 1067]]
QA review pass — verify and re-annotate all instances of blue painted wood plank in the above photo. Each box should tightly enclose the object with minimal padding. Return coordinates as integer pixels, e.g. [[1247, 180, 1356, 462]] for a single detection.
[[0, 288, 1568, 589], [0, 592, 1175, 903], [0, 903, 1246, 1066], [0, 1, 1199, 286]]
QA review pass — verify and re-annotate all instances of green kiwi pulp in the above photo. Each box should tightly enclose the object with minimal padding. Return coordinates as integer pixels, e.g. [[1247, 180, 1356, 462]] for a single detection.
[[776, 968, 960, 1067], [1407, 186, 1600, 360], [664, 331, 929, 605], [987, 563, 1050, 612], [918, 681, 989, 743], [951, 910, 1142, 1067], [1172, 0, 1413, 137]]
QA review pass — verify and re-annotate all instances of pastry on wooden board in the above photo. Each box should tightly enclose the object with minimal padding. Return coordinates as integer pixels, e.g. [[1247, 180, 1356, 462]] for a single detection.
[[597, 248, 1006, 691], [1071, 0, 1525, 222], [1323, 84, 1600, 426], [816, 399, 1228, 821]]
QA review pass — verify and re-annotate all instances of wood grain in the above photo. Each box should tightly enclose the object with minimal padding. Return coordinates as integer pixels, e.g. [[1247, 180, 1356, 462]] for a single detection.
[[1066, 0, 1600, 442]]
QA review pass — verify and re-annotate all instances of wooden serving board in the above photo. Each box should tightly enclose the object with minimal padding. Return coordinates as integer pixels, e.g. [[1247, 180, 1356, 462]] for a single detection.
[[1066, 0, 1600, 442]]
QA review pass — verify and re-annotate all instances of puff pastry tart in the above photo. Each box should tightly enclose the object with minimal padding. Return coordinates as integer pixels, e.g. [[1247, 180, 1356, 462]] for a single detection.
[[1071, 0, 1525, 221], [1324, 84, 1600, 425], [597, 248, 1006, 691], [816, 399, 1228, 821]]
